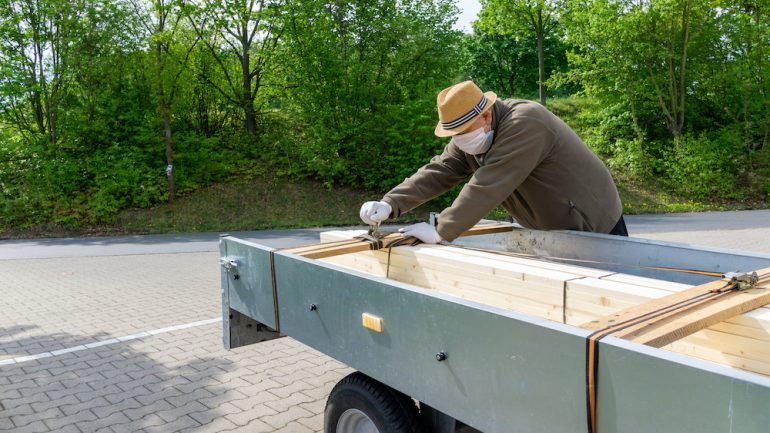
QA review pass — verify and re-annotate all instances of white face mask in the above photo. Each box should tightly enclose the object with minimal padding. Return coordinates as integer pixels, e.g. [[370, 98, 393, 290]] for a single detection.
[[451, 127, 494, 155]]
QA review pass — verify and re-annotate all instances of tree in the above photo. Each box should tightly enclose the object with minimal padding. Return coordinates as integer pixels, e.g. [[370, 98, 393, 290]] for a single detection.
[[0, 0, 143, 148], [696, 0, 770, 150], [132, 0, 200, 202], [562, 0, 719, 138], [476, 0, 561, 105], [0, 0, 74, 146], [463, 23, 569, 100], [463, 32, 537, 98], [280, 0, 462, 189], [183, 0, 285, 135]]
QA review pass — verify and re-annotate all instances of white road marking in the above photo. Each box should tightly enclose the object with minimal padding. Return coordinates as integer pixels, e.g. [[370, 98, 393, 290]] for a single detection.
[[1, 317, 222, 366]]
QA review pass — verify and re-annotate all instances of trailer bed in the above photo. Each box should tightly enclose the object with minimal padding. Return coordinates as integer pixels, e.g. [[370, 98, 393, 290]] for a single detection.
[[219, 226, 770, 433]]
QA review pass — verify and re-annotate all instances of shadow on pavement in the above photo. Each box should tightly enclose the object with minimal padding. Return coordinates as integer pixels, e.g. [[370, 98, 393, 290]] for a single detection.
[[0, 327, 254, 432]]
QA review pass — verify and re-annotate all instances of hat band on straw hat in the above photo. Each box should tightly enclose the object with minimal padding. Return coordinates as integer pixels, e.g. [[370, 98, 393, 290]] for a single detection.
[[441, 94, 488, 130]]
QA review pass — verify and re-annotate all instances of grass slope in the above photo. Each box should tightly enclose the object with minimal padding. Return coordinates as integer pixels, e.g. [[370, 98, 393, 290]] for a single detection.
[[117, 177, 376, 234], [2, 172, 762, 240]]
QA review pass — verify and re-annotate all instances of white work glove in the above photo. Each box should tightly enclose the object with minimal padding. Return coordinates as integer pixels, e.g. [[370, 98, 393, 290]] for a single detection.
[[399, 222, 443, 244], [359, 201, 392, 225]]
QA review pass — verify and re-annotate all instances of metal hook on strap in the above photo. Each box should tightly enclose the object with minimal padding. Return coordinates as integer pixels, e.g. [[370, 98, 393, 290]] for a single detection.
[[723, 271, 760, 290]]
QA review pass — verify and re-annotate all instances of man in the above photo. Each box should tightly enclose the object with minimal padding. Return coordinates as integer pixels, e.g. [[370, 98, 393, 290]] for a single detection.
[[360, 80, 627, 244]]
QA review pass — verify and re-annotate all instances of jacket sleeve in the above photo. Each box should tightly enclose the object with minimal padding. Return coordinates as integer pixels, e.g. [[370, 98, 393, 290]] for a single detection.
[[437, 115, 555, 241], [382, 144, 472, 218]]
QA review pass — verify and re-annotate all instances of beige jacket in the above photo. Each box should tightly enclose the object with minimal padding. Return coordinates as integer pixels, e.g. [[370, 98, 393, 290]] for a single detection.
[[383, 99, 623, 241]]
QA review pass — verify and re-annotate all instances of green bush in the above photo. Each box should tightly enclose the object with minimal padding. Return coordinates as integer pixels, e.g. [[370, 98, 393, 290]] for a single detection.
[[172, 131, 232, 194], [607, 138, 650, 179], [663, 129, 745, 200], [0, 129, 239, 228], [86, 145, 165, 223]]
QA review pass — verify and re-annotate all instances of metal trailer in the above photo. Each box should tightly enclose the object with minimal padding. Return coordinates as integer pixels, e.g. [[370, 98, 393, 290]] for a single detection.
[[219, 226, 770, 433]]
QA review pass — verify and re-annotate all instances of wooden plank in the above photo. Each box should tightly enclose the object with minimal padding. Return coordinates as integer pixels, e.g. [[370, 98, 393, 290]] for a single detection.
[[457, 222, 516, 237], [290, 234, 410, 259], [598, 272, 693, 293], [320, 247, 571, 324], [444, 247, 616, 279], [319, 228, 770, 377], [665, 338, 770, 376], [580, 277, 753, 331], [321, 248, 569, 309], [568, 277, 673, 304], [581, 269, 770, 347], [709, 320, 770, 342], [286, 222, 514, 260], [319, 230, 364, 243], [567, 275, 770, 373], [630, 286, 770, 348], [279, 238, 360, 255], [321, 230, 614, 280], [686, 329, 770, 360]]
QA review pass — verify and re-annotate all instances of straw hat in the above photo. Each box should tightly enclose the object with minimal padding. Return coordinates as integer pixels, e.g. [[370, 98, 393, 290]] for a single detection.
[[434, 81, 497, 137]]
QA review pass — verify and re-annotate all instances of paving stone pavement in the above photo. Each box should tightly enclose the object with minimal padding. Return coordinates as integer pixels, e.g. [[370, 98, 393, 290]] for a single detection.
[[0, 251, 353, 432], [1, 212, 768, 432]]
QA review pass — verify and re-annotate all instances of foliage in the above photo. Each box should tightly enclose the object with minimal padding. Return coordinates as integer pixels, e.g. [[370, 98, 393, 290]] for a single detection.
[[181, 0, 286, 134], [663, 129, 746, 200], [462, 29, 570, 100], [0, 0, 769, 234], [277, 0, 462, 191], [545, 0, 768, 202], [550, 96, 766, 202], [475, 0, 563, 105]]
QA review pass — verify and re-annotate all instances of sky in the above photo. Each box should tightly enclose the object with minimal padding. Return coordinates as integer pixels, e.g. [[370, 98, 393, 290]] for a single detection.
[[454, 0, 482, 33]]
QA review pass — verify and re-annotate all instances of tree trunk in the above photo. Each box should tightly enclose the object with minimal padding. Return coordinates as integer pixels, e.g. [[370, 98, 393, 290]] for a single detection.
[[196, 75, 210, 135], [242, 40, 256, 134], [32, 89, 45, 136], [163, 110, 175, 203], [156, 25, 175, 203], [675, 0, 692, 137], [28, 37, 43, 134], [244, 99, 256, 134], [31, 16, 47, 137], [537, 8, 546, 106], [49, 108, 57, 146]]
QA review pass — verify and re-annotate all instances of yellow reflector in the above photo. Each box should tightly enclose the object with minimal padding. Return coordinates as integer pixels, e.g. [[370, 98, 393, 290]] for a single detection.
[[362, 313, 384, 333]]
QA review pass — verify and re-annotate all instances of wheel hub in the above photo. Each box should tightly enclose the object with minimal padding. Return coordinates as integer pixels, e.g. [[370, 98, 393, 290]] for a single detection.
[[336, 408, 380, 433]]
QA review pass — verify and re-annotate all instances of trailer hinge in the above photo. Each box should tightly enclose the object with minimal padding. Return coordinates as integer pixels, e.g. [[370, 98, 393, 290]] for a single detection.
[[723, 271, 759, 290]]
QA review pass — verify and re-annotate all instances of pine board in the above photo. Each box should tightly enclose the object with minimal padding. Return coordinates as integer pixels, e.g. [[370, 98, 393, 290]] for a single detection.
[[581, 269, 770, 347], [315, 229, 770, 378]]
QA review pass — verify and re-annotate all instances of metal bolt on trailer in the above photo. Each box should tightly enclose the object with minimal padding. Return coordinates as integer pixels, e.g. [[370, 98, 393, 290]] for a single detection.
[[219, 225, 770, 433]]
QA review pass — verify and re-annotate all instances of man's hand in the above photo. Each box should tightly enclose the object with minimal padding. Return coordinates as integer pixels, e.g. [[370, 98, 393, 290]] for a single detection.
[[359, 201, 392, 225], [399, 222, 442, 244]]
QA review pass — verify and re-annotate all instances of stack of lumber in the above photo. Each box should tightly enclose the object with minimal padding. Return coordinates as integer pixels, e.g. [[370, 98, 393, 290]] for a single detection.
[[283, 222, 513, 259], [315, 229, 770, 378]]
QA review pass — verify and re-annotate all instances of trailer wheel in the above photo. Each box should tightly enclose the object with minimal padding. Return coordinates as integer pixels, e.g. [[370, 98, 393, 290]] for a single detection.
[[325, 372, 424, 433]]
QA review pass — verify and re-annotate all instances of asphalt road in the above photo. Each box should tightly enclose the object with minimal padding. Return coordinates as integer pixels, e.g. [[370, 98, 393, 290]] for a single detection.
[[1, 209, 768, 260]]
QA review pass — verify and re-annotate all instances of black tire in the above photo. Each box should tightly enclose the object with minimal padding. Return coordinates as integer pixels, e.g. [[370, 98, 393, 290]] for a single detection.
[[324, 372, 425, 433]]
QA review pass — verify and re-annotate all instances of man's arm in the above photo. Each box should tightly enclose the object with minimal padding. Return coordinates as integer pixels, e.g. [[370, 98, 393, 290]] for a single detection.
[[436, 115, 554, 241], [382, 144, 472, 218]]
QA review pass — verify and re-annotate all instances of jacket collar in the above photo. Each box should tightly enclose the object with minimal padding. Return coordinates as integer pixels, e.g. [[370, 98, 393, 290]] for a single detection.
[[490, 99, 508, 133]]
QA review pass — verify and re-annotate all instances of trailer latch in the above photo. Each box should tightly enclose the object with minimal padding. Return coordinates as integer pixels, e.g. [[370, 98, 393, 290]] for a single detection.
[[723, 271, 759, 290], [220, 257, 239, 272]]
